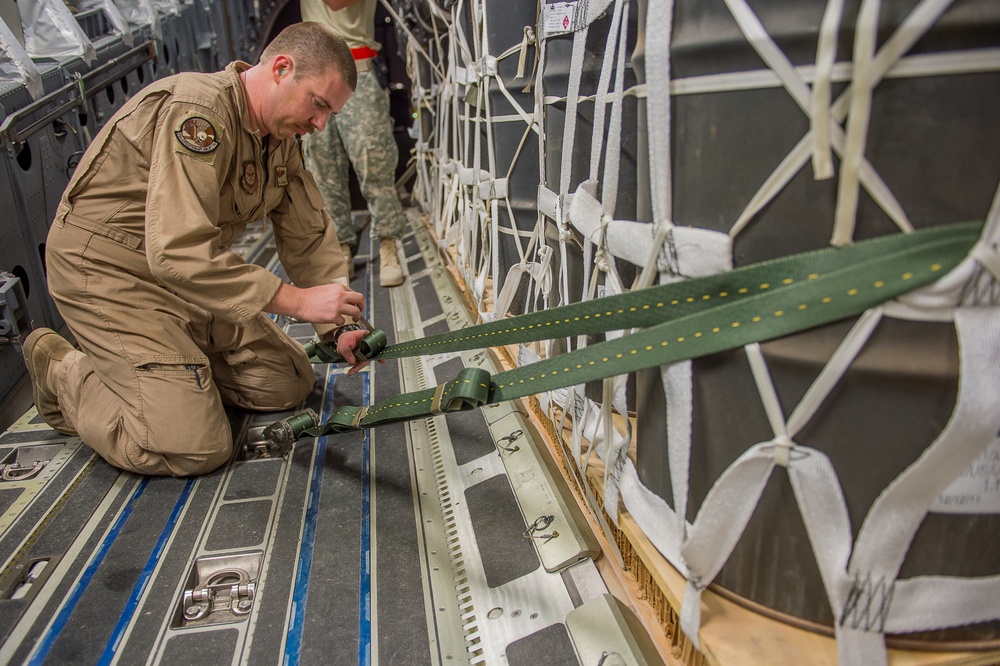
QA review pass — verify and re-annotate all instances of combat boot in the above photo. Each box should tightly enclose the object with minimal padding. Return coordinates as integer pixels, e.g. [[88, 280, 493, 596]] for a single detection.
[[23, 328, 78, 436], [379, 237, 404, 287], [341, 242, 355, 279]]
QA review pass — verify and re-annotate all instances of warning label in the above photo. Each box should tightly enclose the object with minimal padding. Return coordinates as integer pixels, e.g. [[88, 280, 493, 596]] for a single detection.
[[542, 1, 578, 37], [931, 435, 1000, 514]]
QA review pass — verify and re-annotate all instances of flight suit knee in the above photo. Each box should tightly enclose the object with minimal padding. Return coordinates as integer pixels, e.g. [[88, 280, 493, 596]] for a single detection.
[[212, 321, 316, 411], [118, 406, 234, 477]]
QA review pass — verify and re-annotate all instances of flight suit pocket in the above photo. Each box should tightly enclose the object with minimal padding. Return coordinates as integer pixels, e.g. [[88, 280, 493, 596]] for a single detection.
[[224, 347, 258, 367], [132, 354, 222, 456], [134, 355, 212, 392], [234, 188, 262, 223], [302, 175, 326, 211], [280, 172, 328, 236]]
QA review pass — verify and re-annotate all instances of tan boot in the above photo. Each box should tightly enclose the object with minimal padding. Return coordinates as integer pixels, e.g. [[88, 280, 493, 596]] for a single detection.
[[341, 242, 355, 279], [379, 237, 404, 287], [23, 328, 78, 435]]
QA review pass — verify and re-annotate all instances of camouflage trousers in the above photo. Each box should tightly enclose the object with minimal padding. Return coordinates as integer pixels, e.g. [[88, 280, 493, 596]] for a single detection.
[[302, 67, 406, 245]]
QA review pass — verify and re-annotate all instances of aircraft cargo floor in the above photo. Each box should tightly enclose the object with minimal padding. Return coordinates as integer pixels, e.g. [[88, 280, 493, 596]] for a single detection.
[[0, 209, 652, 665]]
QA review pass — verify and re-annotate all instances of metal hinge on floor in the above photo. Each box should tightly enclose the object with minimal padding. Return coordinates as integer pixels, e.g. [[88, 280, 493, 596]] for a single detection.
[[183, 577, 256, 621], [0, 444, 64, 482], [177, 552, 262, 627]]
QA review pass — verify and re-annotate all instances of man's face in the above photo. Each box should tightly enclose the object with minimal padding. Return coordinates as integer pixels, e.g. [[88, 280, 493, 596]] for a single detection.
[[261, 64, 352, 140]]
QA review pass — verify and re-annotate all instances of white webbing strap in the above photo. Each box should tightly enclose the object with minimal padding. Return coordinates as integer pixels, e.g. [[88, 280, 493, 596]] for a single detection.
[[680, 445, 776, 648], [887, 182, 998, 344], [599, 373, 632, 524], [746, 332, 875, 613], [643, 0, 674, 235], [559, 385, 628, 569], [837, 306, 1000, 665], [530, 23, 561, 329], [569, 184, 733, 283], [513, 25, 533, 82], [547, 24, 589, 316], [569, 0, 630, 315], [618, 459, 684, 566], [832, 0, 880, 247], [811, 0, 846, 179], [723, 0, 912, 241], [746, 343, 795, 467], [491, 197, 543, 321], [726, 0, 956, 241], [586, 0, 627, 185], [636, 0, 702, 566], [678, 307, 885, 648], [438, 169, 462, 239], [558, 26, 589, 199], [964, 185, 1000, 314], [971, 240, 1000, 281], [786, 306, 884, 436], [661, 359, 693, 544], [635, 0, 677, 291], [969, 183, 1000, 284], [885, 574, 1000, 633], [787, 447, 854, 617], [548, 385, 690, 614], [599, 0, 630, 216], [451, 0, 475, 67]]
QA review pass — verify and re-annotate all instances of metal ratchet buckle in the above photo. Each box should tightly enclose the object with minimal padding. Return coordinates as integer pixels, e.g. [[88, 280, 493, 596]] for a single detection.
[[261, 408, 320, 453]]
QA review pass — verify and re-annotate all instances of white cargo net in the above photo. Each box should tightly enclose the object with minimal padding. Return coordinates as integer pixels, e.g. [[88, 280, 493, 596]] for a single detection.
[[393, 0, 1000, 662]]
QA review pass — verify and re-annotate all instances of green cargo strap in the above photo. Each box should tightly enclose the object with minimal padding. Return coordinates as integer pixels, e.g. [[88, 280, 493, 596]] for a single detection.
[[267, 222, 980, 446]]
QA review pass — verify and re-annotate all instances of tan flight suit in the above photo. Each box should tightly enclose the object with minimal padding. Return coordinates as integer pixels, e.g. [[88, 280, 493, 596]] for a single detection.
[[45, 61, 349, 476]]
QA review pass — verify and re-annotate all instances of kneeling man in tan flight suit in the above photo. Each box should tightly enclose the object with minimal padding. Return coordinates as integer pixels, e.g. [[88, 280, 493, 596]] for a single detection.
[[22, 22, 371, 477]]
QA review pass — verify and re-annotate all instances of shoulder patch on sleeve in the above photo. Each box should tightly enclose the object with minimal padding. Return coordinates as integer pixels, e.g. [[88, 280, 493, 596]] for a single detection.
[[175, 116, 221, 153]]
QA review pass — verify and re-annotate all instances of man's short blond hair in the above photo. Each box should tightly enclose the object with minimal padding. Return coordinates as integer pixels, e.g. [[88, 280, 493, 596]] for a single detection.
[[260, 22, 357, 92]]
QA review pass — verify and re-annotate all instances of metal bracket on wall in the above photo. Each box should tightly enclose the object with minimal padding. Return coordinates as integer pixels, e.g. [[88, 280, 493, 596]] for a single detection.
[[0, 41, 156, 146]]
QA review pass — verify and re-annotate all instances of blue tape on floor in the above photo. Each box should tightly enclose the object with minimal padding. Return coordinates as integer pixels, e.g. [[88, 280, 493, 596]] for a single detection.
[[284, 368, 337, 666], [29, 476, 151, 666], [359, 368, 372, 666], [98, 478, 195, 664]]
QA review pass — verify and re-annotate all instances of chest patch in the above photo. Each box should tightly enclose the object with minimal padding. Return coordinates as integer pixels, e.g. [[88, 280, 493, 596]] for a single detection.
[[241, 160, 258, 193], [275, 166, 288, 187], [175, 117, 220, 153]]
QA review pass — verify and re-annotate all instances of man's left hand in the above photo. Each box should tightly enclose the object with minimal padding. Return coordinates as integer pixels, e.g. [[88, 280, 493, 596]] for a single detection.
[[336, 328, 384, 376]]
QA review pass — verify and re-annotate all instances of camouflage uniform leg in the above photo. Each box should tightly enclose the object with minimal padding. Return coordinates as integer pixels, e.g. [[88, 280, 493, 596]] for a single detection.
[[336, 68, 407, 240], [302, 115, 357, 246]]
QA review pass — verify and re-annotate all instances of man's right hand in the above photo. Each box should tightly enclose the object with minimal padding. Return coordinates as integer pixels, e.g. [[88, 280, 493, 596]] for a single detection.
[[265, 282, 366, 326]]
